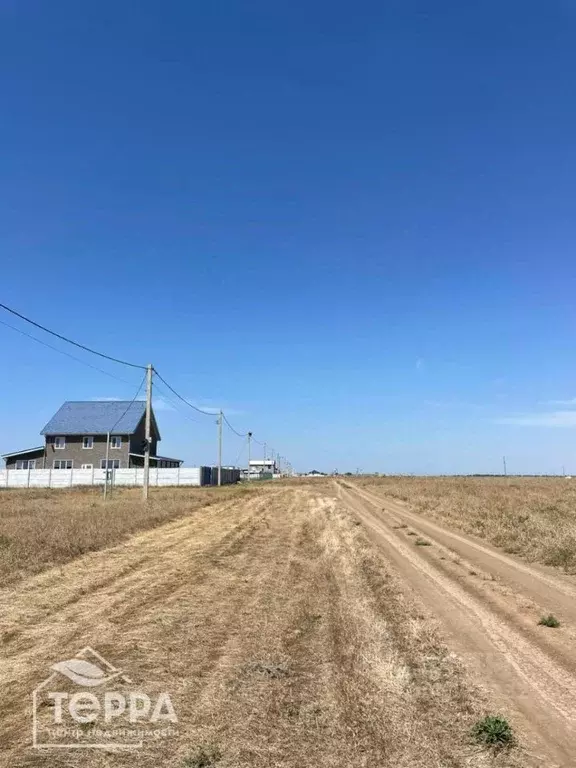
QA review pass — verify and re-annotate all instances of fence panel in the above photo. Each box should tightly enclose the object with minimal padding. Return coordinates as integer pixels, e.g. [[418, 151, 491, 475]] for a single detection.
[[0, 466, 221, 489]]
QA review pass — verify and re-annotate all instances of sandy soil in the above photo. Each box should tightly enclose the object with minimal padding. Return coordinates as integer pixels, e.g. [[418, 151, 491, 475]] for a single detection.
[[338, 481, 576, 767], [0, 484, 522, 767]]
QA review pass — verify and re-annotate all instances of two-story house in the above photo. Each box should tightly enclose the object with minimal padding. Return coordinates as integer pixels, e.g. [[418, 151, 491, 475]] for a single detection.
[[2, 400, 182, 470]]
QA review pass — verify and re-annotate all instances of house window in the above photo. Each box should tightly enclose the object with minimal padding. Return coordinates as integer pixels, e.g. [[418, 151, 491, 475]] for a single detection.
[[53, 436, 66, 449], [81, 464, 93, 470], [83, 436, 94, 449], [53, 460, 73, 469], [15, 459, 36, 470], [101, 459, 120, 469], [110, 436, 122, 449]]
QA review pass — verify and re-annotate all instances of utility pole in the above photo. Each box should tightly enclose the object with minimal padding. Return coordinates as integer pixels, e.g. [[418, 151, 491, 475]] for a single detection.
[[247, 432, 252, 481], [217, 410, 223, 486], [103, 431, 111, 500], [277, 453, 281, 474], [502, 456, 507, 476], [143, 363, 153, 500]]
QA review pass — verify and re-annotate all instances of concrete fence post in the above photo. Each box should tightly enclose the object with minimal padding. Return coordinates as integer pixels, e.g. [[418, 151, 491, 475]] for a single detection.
[[27, 466, 31, 488]]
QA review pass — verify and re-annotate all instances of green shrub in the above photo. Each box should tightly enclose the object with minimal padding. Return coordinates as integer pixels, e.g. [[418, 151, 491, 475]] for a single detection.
[[538, 614, 560, 628], [471, 715, 514, 748]]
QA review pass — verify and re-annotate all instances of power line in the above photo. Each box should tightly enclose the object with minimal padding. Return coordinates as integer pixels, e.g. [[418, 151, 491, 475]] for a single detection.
[[0, 302, 146, 370], [153, 370, 272, 457], [108, 373, 147, 432], [152, 381, 203, 424], [153, 371, 274, 458], [0, 304, 283, 462], [0, 317, 139, 388], [222, 412, 248, 438], [152, 369, 217, 416]]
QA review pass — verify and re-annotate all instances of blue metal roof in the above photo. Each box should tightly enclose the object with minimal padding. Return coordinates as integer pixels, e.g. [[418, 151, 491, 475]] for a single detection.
[[41, 401, 148, 436]]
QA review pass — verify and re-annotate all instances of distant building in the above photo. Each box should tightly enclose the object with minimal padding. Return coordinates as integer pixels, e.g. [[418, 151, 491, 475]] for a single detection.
[[247, 459, 276, 477], [2, 401, 182, 470]]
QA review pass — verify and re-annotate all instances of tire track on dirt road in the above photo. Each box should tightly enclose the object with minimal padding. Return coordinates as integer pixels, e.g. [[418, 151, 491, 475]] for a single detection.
[[352, 482, 576, 616], [348, 483, 576, 674], [337, 481, 576, 768]]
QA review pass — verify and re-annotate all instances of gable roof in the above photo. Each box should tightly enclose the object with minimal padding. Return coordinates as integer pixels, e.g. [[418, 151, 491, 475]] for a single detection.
[[40, 401, 159, 437]]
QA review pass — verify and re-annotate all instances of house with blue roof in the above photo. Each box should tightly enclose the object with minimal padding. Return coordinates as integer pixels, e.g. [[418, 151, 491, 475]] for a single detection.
[[2, 401, 182, 470]]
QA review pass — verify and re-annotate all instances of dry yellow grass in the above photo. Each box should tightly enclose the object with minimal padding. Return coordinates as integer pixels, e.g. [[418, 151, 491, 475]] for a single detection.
[[0, 484, 520, 767], [0, 484, 259, 585], [357, 476, 576, 572]]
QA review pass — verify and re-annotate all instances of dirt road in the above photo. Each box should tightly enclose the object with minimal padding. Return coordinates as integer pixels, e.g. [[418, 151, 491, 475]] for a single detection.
[[0, 484, 521, 767], [337, 481, 576, 767]]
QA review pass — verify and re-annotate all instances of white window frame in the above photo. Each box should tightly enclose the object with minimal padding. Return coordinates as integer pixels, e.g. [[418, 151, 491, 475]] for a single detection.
[[53, 436, 66, 450], [81, 463, 93, 470], [101, 459, 120, 470], [16, 459, 36, 470], [53, 459, 73, 470], [82, 436, 94, 449], [110, 436, 122, 450]]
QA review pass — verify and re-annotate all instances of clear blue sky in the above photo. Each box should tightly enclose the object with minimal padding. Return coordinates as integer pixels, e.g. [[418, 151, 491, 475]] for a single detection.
[[2, 0, 576, 474]]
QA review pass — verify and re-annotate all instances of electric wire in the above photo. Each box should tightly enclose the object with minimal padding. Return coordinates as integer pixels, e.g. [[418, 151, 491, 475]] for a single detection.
[[152, 369, 216, 416], [0, 317, 140, 388], [108, 373, 147, 433], [0, 304, 284, 466], [0, 302, 146, 370], [152, 381, 203, 424], [222, 412, 248, 438]]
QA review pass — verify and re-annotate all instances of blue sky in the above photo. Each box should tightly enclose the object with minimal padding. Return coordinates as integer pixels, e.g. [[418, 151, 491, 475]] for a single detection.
[[2, 0, 576, 474]]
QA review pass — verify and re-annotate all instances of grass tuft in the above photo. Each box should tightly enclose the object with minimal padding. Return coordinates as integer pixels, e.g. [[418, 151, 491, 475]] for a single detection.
[[415, 538, 431, 546], [245, 660, 290, 679], [471, 715, 515, 749], [183, 745, 222, 767], [538, 614, 560, 628]]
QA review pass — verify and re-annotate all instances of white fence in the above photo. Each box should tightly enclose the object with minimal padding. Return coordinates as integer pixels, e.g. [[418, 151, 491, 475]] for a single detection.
[[0, 466, 240, 489]]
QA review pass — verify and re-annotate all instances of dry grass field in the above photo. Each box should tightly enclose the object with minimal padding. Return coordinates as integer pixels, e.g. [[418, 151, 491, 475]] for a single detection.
[[356, 476, 576, 572], [2, 478, 576, 766], [0, 484, 259, 585], [0, 482, 525, 768]]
